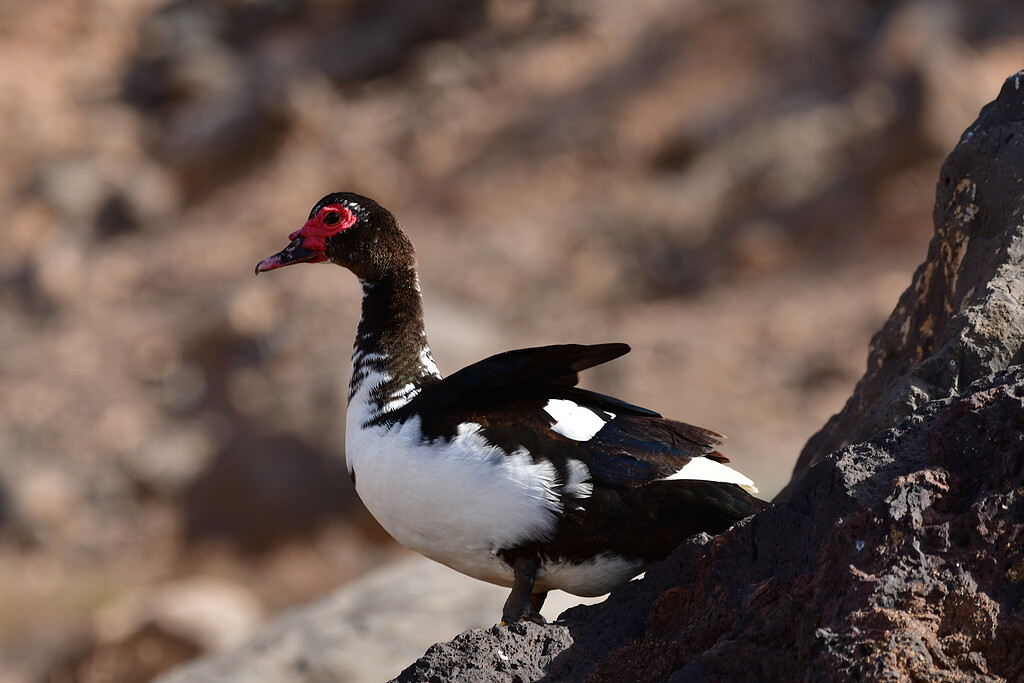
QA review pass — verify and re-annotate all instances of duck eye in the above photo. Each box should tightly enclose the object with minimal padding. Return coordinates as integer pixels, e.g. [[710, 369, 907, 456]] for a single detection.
[[323, 210, 341, 226]]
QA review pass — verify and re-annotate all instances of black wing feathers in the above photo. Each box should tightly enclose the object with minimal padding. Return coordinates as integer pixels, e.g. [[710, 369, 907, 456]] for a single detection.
[[382, 341, 767, 565], [392, 342, 740, 493], [450, 343, 629, 389], [397, 343, 636, 423], [585, 414, 725, 489]]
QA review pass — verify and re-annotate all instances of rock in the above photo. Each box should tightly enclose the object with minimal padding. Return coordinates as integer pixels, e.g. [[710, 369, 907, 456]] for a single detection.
[[153, 556, 599, 683], [787, 69, 1024, 489], [95, 576, 265, 653], [48, 623, 202, 683], [47, 579, 263, 683], [393, 622, 574, 683]]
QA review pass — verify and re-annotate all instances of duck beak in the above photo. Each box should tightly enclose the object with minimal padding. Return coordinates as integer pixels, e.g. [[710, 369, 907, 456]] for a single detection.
[[255, 237, 327, 274]]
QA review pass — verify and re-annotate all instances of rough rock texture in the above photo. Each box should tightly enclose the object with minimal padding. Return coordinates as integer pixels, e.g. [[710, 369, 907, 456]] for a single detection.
[[396, 622, 575, 683], [545, 369, 1024, 681], [385, 71, 1024, 681], [788, 71, 1024, 487]]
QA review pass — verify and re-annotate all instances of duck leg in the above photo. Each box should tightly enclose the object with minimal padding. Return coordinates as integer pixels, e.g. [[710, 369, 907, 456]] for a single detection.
[[501, 555, 546, 625], [530, 590, 547, 616]]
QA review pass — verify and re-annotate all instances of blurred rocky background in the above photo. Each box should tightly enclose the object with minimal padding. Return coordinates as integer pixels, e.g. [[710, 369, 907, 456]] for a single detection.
[[1, 0, 1023, 681]]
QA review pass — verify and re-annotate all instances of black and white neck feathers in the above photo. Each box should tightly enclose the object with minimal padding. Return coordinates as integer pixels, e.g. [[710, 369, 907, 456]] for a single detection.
[[348, 269, 440, 420]]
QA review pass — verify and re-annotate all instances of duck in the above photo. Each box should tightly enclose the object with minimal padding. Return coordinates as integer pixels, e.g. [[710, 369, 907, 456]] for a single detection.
[[256, 192, 768, 624]]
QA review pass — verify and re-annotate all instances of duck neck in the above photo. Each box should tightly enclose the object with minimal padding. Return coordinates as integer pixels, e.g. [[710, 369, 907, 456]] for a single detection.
[[349, 266, 441, 420]]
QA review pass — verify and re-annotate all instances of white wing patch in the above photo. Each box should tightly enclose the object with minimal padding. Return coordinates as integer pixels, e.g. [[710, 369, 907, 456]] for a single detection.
[[543, 399, 613, 441], [663, 457, 759, 494]]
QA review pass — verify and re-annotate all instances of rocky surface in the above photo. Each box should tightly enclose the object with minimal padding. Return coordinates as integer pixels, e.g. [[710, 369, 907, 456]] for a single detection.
[[153, 557, 597, 683], [529, 367, 1023, 682], [789, 69, 1024, 487]]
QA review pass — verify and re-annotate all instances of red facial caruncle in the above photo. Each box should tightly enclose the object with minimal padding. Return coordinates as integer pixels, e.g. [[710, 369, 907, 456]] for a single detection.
[[255, 203, 358, 273], [290, 204, 358, 254]]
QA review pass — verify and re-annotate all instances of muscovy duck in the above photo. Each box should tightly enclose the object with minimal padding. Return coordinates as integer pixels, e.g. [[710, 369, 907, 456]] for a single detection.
[[256, 192, 768, 624]]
